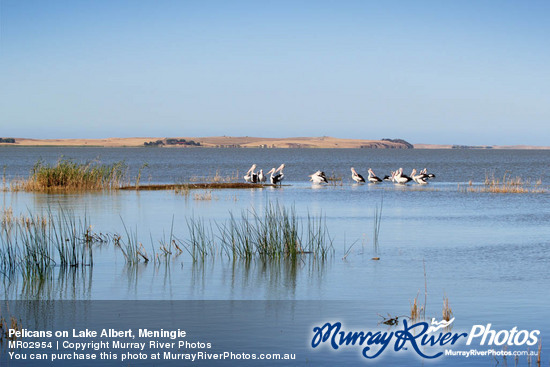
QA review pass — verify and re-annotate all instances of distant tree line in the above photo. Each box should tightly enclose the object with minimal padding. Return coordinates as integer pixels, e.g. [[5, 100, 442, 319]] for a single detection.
[[144, 138, 201, 147], [0, 138, 16, 143], [452, 145, 492, 149]]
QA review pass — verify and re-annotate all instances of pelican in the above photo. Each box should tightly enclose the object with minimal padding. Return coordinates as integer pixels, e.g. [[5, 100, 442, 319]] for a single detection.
[[267, 164, 285, 185], [258, 169, 266, 183], [411, 169, 428, 185], [310, 170, 328, 184], [367, 168, 383, 183], [243, 164, 258, 183], [351, 167, 365, 183], [394, 167, 412, 184], [420, 168, 436, 179]]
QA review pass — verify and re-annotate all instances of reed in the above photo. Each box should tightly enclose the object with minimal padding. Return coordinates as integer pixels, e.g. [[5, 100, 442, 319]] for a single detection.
[[2, 166, 6, 192], [13, 159, 127, 191], [0, 315, 22, 341], [135, 163, 149, 188], [410, 293, 422, 321], [193, 190, 217, 201], [216, 203, 333, 260], [536, 339, 541, 366], [372, 198, 383, 255], [442, 295, 453, 321], [326, 172, 343, 186], [190, 170, 239, 183], [1, 203, 334, 274], [0, 209, 95, 279], [174, 184, 191, 197], [184, 216, 215, 261], [114, 221, 145, 264], [461, 172, 546, 194]]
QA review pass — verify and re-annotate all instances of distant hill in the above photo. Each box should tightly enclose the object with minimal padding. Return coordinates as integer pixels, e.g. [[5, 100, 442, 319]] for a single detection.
[[4, 136, 414, 149]]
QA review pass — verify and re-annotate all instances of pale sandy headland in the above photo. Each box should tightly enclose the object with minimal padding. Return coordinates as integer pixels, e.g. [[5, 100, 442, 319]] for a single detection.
[[1, 137, 549, 149], [0, 136, 412, 149]]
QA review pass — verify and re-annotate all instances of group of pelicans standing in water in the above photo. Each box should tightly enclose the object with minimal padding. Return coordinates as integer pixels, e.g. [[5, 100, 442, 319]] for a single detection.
[[244, 164, 436, 186]]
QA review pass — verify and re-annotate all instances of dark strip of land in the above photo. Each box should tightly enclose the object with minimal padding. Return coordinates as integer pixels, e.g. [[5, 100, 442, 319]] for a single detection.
[[120, 183, 274, 190]]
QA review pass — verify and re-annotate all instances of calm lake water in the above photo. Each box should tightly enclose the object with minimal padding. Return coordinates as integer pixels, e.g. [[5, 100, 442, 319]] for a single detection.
[[1, 147, 549, 366]]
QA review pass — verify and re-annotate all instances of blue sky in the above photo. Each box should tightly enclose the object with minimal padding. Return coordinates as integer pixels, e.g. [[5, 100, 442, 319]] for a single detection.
[[1, 0, 549, 145]]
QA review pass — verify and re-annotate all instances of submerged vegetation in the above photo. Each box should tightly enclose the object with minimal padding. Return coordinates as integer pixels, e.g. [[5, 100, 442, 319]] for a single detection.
[[12, 159, 127, 191]]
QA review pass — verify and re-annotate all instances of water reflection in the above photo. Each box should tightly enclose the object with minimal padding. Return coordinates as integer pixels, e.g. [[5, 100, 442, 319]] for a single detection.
[[1, 254, 329, 301], [2, 266, 93, 300]]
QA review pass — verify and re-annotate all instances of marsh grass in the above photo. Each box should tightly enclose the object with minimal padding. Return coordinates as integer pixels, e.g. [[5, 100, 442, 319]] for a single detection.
[[113, 221, 151, 264], [460, 172, 546, 194], [372, 199, 383, 256], [13, 159, 127, 191], [190, 170, 239, 183], [219, 204, 333, 260], [2, 166, 6, 192], [181, 203, 333, 261], [442, 295, 453, 321], [135, 163, 149, 188], [410, 293, 424, 322], [410, 260, 428, 321], [342, 235, 358, 260], [193, 190, 217, 201], [174, 184, 191, 197], [0, 314, 21, 341], [326, 172, 343, 186], [1, 203, 334, 275], [0, 209, 95, 279]]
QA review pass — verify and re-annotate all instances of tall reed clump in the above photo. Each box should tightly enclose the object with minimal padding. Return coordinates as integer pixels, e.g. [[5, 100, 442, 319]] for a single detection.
[[14, 159, 127, 191], [183, 203, 333, 261], [0, 209, 95, 279]]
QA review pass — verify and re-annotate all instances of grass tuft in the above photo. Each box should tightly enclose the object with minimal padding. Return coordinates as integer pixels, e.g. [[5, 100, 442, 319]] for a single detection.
[[13, 159, 127, 191], [461, 172, 546, 194], [442, 295, 453, 321]]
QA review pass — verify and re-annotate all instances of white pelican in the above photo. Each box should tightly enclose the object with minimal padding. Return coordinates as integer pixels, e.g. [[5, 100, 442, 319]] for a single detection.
[[411, 169, 428, 185], [258, 169, 266, 183], [350, 167, 365, 183], [420, 168, 436, 179], [310, 170, 328, 184], [244, 164, 258, 183], [394, 168, 412, 184], [267, 164, 285, 185], [367, 168, 382, 183]]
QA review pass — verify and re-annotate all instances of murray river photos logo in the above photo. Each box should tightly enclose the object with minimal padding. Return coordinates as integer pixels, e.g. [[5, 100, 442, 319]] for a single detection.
[[311, 318, 540, 360]]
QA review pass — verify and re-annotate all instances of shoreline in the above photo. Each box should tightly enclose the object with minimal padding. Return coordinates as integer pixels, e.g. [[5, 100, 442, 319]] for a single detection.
[[1, 136, 549, 149]]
